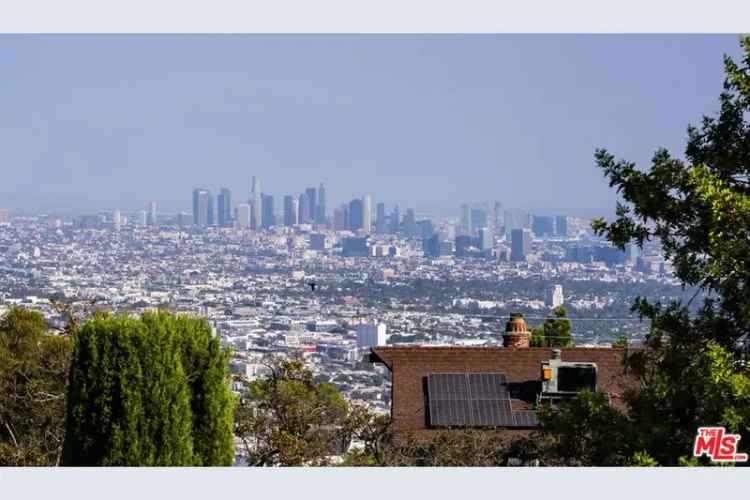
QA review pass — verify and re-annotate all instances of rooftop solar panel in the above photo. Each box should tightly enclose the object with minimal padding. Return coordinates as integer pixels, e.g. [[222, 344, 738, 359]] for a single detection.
[[468, 373, 508, 400], [427, 373, 516, 427], [512, 410, 539, 427]]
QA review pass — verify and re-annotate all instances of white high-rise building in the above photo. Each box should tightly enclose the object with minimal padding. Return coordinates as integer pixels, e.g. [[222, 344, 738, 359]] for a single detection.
[[113, 209, 121, 230], [356, 322, 386, 349], [251, 176, 262, 230], [546, 284, 564, 309], [235, 203, 251, 229], [362, 195, 372, 234]]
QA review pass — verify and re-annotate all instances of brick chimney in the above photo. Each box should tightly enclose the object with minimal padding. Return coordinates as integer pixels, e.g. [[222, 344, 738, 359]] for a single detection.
[[503, 313, 531, 348]]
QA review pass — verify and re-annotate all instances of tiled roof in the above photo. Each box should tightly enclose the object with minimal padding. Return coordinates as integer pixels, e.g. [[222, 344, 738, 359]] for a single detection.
[[371, 346, 637, 438]]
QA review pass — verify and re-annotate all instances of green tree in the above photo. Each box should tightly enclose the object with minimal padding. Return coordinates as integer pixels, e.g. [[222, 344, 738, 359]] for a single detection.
[[62, 311, 234, 466], [530, 324, 546, 347], [543, 307, 573, 347], [529, 307, 572, 347], [235, 358, 351, 466], [541, 37, 750, 466], [152, 313, 235, 466], [0, 307, 72, 465]]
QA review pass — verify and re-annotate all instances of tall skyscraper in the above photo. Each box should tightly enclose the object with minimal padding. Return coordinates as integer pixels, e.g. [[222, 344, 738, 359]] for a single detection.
[[556, 215, 568, 237], [504, 209, 530, 238], [532, 215, 555, 237], [510, 228, 532, 262], [0, 209, 9, 224], [492, 201, 502, 230], [283, 195, 298, 226], [217, 188, 232, 227], [479, 227, 494, 251], [390, 205, 400, 234], [146, 201, 158, 226], [261, 193, 275, 229], [454, 235, 474, 258], [362, 195, 372, 234], [460, 203, 471, 235], [333, 206, 345, 230], [298, 192, 310, 223], [349, 198, 364, 231], [423, 232, 441, 258], [305, 187, 317, 224], [316, 183, 326, 224], [470, 208, 487, 231], [192, 188, 213, 227], [113, 209, 121, 231], [235, 203, 251, 229], [404, 208, 417, 236], [251, 176, 262, 230], [376, 202, 386, 233]]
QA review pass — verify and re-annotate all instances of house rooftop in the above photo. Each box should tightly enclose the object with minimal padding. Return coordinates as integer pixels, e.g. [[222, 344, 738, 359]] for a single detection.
[[370, 345, 636, 439]]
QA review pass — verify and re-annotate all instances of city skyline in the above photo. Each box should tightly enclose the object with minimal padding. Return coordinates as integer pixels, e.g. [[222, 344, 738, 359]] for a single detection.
[[1, 34, 743, 216]]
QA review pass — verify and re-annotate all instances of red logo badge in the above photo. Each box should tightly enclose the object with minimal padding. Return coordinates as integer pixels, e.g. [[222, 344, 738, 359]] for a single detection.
[[693, 427, 748, 463]]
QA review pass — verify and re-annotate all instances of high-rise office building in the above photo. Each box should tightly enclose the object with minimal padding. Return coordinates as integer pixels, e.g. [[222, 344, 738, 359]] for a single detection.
[[454, 235, 475, 258], [460, 203, 471, 235], [192, 188, 213, 227], [404, 208, 417, 236], [510, 228, 532, 262], [348, 198, 363, 231], [479, 227, 494, 251], [261, 193, 275, 229], [298, 192, 310, 224], [217, 188, 231, 227], [333, 206, 346, 231], [113, 209, 121, 230], [532, 215, 555, 237], [417, 219, 434, 239], [235, 203, 251, 229], [251, 176, 262, 230], [305, 187, 317, 224], [362, 195, 372, 234], [555, 215, 568, 237], [178, 212, 192, 227], [0, 209, 9, 224], [493, 201, 502, 230], [390, 206, 400, 234], [316, 183, 326, 224], [376, 202, 386, 233], [470, 208, 487, 231], [504, 209, 530, 238], [146, 201, 158, 226], [423, 232, 441, 257], [283, 195, 298, 226]]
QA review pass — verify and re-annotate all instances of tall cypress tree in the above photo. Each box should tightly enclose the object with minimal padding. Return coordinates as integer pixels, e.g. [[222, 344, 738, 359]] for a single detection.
[[62, 311, 234, 466]]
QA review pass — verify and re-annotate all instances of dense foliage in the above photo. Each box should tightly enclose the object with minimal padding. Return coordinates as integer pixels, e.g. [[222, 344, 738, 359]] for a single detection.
[[0, 307, 72, 465], [235, 359, 355, 466], [539, 37, 750, 465], [531, 307, 573, 347], [62, 311, 235, 466]]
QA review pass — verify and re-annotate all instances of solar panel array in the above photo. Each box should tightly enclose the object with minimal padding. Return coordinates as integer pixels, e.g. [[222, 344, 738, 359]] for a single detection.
[[427, 373, 539, 428]]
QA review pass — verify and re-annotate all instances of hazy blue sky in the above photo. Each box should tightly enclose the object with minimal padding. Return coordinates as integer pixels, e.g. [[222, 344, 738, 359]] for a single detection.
[[0, 35, 743, 217]]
